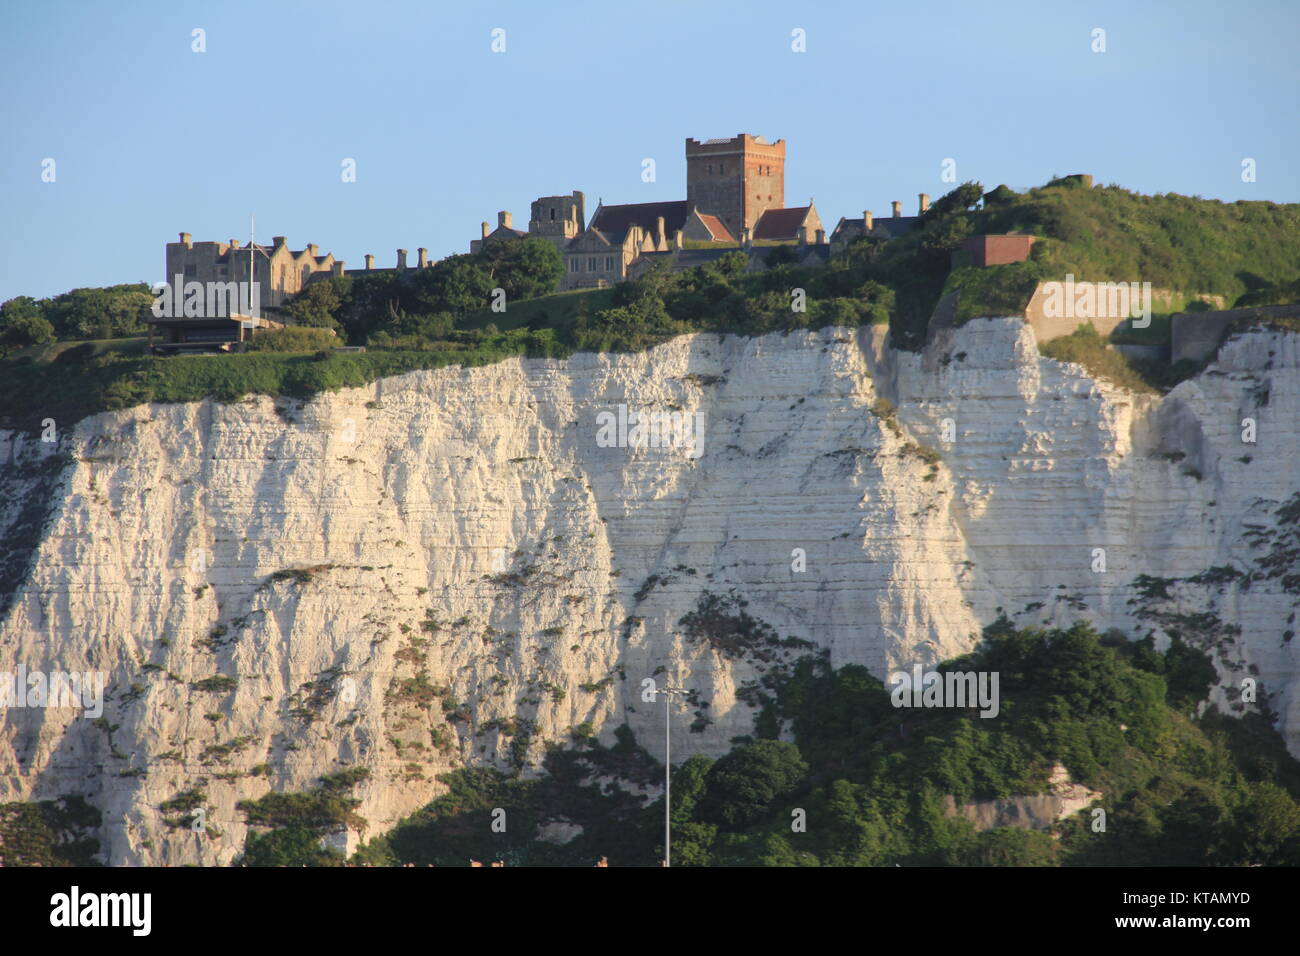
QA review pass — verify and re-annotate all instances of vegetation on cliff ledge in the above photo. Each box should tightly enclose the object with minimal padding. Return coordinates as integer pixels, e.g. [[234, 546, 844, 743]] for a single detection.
[[236, 618, 1300, 867], [3, 181, 1299, 432]]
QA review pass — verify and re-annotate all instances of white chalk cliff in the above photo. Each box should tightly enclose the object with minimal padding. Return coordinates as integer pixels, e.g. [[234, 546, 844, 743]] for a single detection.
[[0, 317, 1297, 864]]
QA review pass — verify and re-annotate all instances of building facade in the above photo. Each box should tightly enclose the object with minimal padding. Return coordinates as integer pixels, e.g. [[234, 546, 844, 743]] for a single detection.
[[685, 133, 786, 239], [165, 233, 343, 315]]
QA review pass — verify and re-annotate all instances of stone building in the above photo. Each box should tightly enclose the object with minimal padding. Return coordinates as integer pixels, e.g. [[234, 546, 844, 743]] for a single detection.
[[165, 232, 343, 315], [528, 192, 586, 253], [828, 195, 928, 253], [956, 234, 1036, 268], [681, 208, 734, 242], [470, 211, 527, 254], [685, 133, 786, 239], [751, 203, 824, 244], [467, 133, 837, 291], [562, 200, 688, 290]]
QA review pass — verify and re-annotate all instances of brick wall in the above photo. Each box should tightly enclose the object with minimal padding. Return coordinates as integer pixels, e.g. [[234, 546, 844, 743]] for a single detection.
[[686, 135, 785, 238]]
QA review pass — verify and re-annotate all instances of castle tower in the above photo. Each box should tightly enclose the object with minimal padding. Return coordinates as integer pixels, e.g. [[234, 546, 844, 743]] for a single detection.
[[685, 134, 785, 239], [529, 191, 586, 253]]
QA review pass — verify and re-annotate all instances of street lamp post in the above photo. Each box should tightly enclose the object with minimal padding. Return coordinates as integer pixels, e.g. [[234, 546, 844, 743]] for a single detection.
[[660, 684, 685, 867]]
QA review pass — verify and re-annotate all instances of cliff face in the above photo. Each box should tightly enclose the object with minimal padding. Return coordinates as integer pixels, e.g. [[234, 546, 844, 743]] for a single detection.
[[1, 318, 1297, 865]]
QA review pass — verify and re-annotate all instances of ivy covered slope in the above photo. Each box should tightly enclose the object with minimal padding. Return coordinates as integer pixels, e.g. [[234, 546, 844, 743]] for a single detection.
[[4, 179, 1299, 432], [937, 176, 1300, 330], [235, 621, 1300, 867]]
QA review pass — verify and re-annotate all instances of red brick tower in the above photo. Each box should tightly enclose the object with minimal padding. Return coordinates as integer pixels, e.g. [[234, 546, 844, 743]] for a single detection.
[[685, 134, 786, 239]]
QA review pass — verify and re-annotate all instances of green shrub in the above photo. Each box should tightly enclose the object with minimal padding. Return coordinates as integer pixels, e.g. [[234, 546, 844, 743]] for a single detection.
[[245, 326, 340, 352]]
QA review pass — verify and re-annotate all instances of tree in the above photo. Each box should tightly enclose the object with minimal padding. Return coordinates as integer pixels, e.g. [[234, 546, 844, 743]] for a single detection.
[[282, 276, 349, 330], [245, 326, 338, 352], [0, 306, 55, 355], [1235, 782, 1300, 866], [482, 238, 564, 300], [415, 255, 496, 315], [698, 739, 808, 828], [241, 827, 345, 867], [955, 827, 1060, 866], [42, 284, 153, 339], [924, 181, 985, 221]]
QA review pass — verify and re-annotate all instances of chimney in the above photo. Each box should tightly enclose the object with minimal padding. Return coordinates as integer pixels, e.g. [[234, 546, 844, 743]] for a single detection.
[[863, 210, 873, 231], [307, 243, 318, 257], [396, 249, 408, 269], [229, 239, 241, 250], [332, 261, 344, 276], [741, 227, 752, 249], [481, 221, 490, 239], [815, 229, 826, 245], [498, 211, 512, 230], [919, 193, 930, 214], [179, 232, 192, 248], [798, 229, 807, 247], [891, 202, 901, 218], [674, 229, 683, 250], [417, 248, 428, 268], [364, 254, 375, 270], [273, 236, 287, 248]]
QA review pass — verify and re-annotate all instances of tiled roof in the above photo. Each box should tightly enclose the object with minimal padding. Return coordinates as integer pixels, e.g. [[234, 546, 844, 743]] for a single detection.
[[871, 216, 918, 239], [752, 206, 811, 240], [833, 216, 919, 241], [696, 213, 735, 242], [589, 200, 690, 239]]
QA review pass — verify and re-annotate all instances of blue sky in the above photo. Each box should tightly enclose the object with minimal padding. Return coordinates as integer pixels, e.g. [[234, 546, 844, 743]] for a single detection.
[[1, 0, 1296, 302]]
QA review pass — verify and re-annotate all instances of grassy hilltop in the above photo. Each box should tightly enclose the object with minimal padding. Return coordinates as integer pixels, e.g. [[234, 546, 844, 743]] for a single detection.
[[2, 178, 1300, 432]]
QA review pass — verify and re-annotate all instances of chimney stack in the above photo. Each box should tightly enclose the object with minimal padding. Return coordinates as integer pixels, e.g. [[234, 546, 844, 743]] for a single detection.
[[673, 229, 683, 250], [179, 232, 192, 248], [417, 248, 428, 268], [656, 215, 666, 246], [815, 229, 826, 245], [364, 254, 375, 270], [396, 249, 408, 269], [919, 193, 930, 214], [273, 236, 287, 248], [498, 211, 512, 230], [307, 243, 318, 256], [891, 202, 901, 218], [741, 227, 752, 249], [863, 211, 873, 231], [481, 222, 490, 239], [332, 261, 344, 276], [229, 239, 241, 250]]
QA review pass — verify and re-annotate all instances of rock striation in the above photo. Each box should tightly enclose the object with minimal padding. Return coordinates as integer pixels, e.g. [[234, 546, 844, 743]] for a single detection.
[[0, 317, 1296, 864]]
